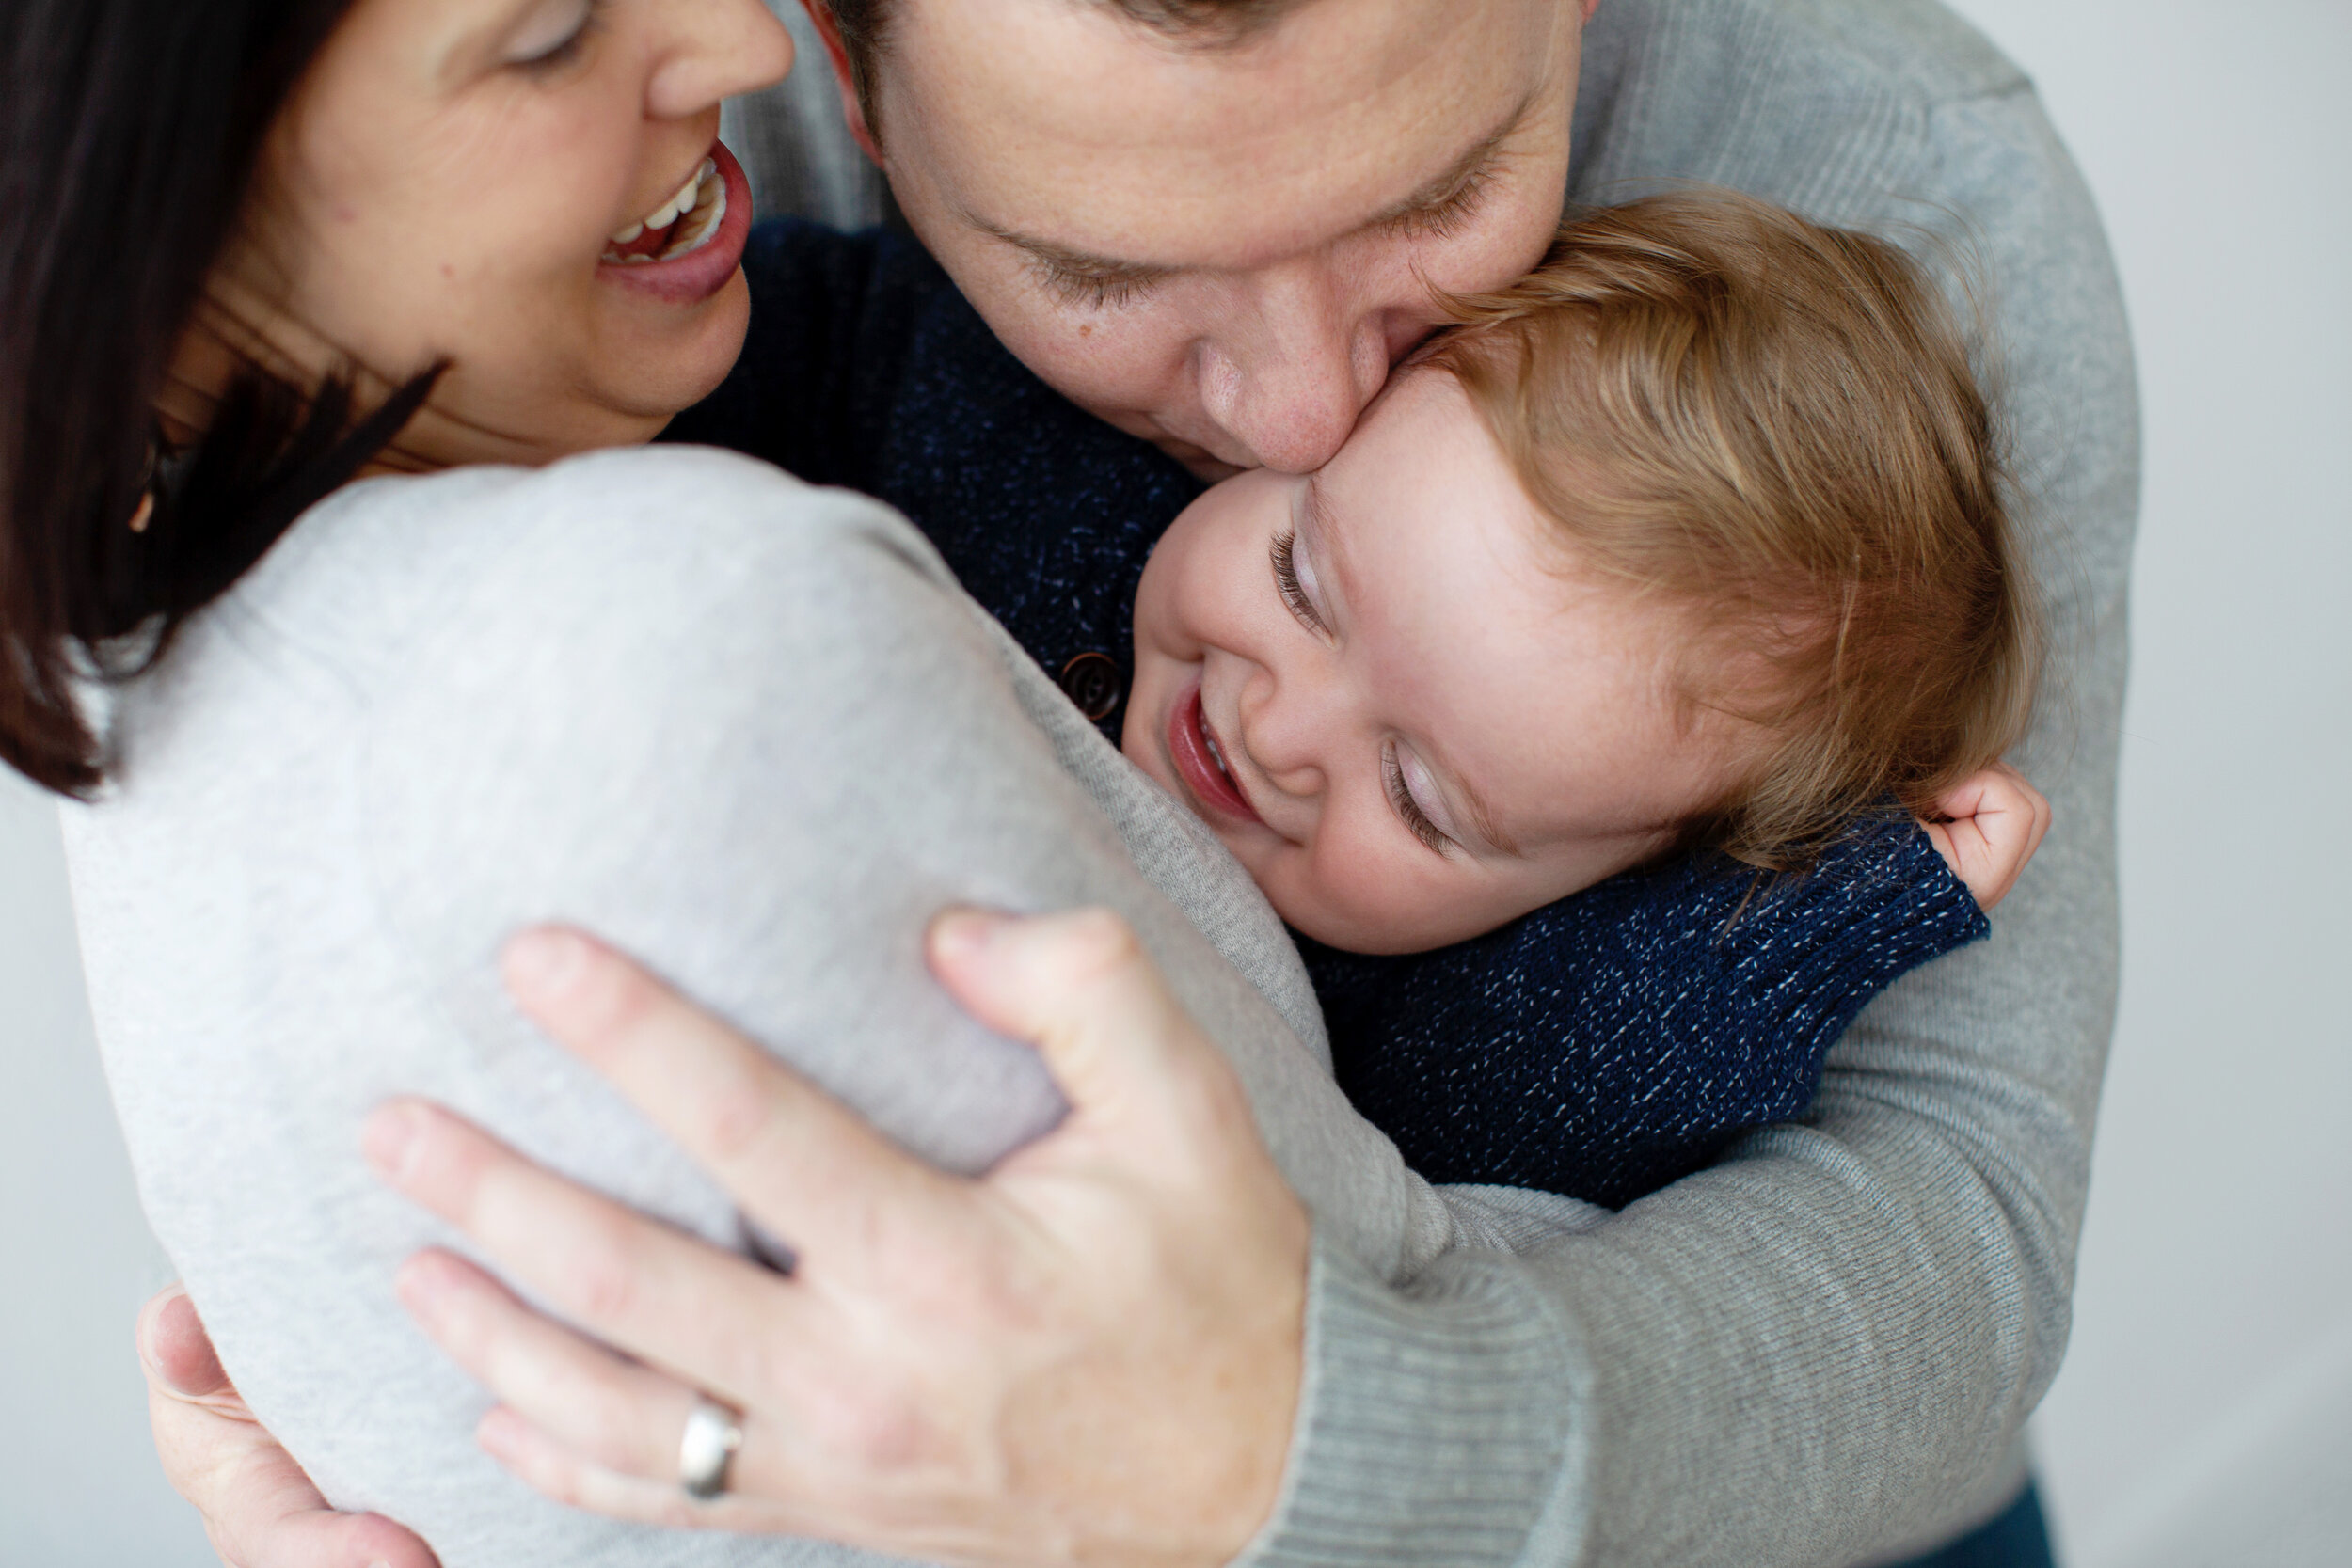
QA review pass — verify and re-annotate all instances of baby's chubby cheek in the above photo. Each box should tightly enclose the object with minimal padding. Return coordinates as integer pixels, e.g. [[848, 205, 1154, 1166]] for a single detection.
[[1251, 844, 1482, 957]]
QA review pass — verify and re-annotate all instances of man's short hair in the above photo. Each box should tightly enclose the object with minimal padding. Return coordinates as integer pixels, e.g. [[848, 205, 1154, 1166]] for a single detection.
[[818, 0, 1310, 135]]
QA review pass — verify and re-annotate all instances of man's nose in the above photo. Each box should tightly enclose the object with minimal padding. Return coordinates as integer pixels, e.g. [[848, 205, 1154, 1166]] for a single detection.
[[1200, 265, 1398, 475]]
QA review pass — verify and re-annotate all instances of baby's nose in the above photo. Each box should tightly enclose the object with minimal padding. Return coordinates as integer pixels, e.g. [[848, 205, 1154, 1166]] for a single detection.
[[1236, 678, 1331, 799]]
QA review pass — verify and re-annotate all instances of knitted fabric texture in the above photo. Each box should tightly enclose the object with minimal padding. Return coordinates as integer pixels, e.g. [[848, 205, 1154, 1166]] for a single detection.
[[1300, 823, 1983, 1205], [670, 218, 1991, 1206]]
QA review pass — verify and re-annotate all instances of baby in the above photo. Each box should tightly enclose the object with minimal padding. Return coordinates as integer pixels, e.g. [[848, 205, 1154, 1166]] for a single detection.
[[684, 189, 2045, 1204], [1122, 195, 2043, 955], [1096, 195, 2050, 1200]]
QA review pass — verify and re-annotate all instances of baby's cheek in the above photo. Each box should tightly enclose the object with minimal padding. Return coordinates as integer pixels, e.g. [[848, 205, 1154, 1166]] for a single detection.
[[1261, 846, 1445, 956]]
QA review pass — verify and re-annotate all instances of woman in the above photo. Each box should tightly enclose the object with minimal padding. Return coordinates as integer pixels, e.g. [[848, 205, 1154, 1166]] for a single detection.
[[8, 0, 2120, 1563], [17, 0, 1424, 1558], [9, 0, 1558, 1556]]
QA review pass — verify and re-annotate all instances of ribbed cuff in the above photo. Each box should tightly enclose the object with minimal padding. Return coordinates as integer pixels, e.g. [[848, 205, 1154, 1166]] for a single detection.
[[1749, 822, 1991, 1063], [1237, 1232, 1582, 1568]]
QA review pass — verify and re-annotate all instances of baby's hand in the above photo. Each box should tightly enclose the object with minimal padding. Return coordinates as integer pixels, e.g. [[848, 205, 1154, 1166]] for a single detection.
[[1923, 764, 2051, 911]]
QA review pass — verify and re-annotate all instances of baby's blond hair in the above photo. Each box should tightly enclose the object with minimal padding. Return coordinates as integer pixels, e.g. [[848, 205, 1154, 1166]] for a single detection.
[[1425, 193, 2040, 871]]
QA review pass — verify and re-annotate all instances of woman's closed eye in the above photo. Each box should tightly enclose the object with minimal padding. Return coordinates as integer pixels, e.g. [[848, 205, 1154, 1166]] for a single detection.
[[504, 0, 605, 74], [1383, 740, 1454, 856], [1271, 529, 1330, 636]]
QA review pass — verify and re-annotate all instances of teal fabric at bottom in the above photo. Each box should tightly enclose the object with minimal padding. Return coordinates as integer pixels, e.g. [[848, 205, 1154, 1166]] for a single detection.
[[1890, 1482, 2058, 1568]]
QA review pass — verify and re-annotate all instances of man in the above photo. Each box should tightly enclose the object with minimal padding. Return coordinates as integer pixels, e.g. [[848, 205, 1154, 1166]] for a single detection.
[[143, 0, 2132, 1562]]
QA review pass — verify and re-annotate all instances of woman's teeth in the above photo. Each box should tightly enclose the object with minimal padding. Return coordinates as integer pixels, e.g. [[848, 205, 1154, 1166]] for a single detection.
[[601, 158, 723, 265]]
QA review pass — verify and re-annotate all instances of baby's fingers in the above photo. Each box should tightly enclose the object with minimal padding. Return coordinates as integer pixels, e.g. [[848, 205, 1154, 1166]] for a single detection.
[[1927, 765, 2051, 911]]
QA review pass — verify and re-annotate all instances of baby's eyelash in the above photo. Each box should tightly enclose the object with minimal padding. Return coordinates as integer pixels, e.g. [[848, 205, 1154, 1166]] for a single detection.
[[1270, 529, 1328, 634], [1384, 741, 1452, 856]]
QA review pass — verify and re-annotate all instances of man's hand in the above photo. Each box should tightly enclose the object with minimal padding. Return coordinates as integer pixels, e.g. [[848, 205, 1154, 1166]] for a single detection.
[[1923, 763, 2052, 911], [136, 1285, 439, 1568], [364, 908, 1310, 1566]]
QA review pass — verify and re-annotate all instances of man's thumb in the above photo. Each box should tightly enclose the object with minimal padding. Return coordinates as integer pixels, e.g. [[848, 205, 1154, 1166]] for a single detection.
[[927, 906, 1196, 1123]]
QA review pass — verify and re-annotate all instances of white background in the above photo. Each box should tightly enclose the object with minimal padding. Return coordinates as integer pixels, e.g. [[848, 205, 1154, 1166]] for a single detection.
[[2, 2, 2345, 1562]]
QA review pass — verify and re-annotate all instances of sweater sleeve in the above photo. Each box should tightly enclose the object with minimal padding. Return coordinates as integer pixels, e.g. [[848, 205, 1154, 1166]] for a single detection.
[[1307, 819, 1988, 1209], [1244, 40, 2137, 1568], [199, 448, 1448, 1564]]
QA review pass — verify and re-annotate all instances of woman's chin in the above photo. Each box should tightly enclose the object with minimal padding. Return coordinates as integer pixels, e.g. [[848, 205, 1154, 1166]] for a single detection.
[[596, 269, 752, 432]]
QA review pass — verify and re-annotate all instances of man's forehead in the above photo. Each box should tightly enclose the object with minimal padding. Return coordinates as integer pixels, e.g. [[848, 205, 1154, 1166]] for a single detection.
[[882, 0, 1571, 269]]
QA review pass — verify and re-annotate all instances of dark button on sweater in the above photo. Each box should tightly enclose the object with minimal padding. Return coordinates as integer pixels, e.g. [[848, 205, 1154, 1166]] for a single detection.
[[1058, 652, 1124, 722]]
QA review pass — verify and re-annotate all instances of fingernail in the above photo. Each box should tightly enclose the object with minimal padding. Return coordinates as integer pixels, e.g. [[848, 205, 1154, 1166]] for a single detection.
[[135, 1282, 191, 1363], [392, 1251, 458, 1323], [503, 927, 590, 999], [931, 906, 1013, 959], [477, 1403, 531, 1464], [157, 1290, 199, 1345], [361, 1101, 426, 1180], [141, 1289, 226, 1394]]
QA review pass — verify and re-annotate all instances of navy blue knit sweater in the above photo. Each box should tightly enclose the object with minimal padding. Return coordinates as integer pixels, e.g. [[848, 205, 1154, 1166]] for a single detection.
[[666, 220, 1989, 1208]]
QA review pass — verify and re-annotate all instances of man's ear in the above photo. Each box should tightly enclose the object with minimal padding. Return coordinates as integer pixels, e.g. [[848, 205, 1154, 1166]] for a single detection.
[[795, 0, 884, 166]]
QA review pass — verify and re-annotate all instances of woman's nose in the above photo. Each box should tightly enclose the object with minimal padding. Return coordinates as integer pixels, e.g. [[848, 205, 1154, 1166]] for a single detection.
[[646, 0, 797, 119], [1200, 266, 1398, 475]]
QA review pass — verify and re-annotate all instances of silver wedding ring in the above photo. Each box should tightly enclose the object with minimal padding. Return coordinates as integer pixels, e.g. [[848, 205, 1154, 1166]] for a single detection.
[[677, 1393, 745, 1500]]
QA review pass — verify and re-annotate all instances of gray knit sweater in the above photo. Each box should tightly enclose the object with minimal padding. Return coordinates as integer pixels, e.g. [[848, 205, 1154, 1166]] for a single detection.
[[63, 3, 2136, 1566]]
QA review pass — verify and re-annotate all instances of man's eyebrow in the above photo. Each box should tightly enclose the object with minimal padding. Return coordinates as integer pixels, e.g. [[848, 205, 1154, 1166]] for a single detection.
[[962, 85, 1542, 281], [1364, 86, 1542, 231], [963, 217, 1181, 287]]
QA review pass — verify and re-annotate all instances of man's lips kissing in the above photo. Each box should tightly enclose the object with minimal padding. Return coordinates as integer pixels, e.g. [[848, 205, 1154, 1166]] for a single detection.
[[1168, 683, 1261, 824]]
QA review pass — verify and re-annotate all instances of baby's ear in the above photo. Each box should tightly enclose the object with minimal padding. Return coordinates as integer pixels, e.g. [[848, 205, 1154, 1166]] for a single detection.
[[1922, 764, 2053, 912]]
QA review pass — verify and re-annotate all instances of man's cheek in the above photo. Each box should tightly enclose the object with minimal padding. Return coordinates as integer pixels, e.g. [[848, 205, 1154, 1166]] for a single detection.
[[1029, 319, 1188, 414]]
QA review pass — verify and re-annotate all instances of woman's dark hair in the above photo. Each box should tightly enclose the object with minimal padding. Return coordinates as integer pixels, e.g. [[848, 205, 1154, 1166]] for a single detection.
[[1, 0, 436, 794]]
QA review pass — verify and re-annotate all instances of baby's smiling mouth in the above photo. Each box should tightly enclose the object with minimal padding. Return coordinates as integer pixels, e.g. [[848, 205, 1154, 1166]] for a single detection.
[[601, 157, 725, 265], [1168, 684, 1262, 824], [1202, 725, 1234, 782]]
